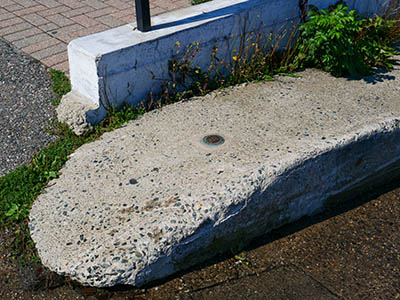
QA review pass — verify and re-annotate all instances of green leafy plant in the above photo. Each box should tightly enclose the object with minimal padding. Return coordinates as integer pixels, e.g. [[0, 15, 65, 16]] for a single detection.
[[294, 2, 398, 77], [230, 241, 250, 265]]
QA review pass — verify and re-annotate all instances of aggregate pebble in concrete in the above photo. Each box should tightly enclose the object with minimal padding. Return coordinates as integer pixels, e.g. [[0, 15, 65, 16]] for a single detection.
[[30, 61, 400, 287], [0, 37, 57, 176]]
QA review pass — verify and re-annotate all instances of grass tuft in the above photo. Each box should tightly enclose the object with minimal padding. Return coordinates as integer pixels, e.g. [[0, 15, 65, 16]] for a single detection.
[[191, 0, 211, 5], [49, 69, 71, 106]]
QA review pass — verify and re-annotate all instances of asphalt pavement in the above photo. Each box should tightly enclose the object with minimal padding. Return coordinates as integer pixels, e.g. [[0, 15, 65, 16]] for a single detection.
[[0, 36, 56, 177]]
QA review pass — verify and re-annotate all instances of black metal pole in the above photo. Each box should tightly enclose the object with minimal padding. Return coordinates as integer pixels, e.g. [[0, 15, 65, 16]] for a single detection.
[[135, 0, 151, 32]]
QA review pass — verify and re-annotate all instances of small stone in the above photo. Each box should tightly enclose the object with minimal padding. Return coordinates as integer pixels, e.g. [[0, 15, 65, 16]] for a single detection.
[[129, 178, 138, 185]]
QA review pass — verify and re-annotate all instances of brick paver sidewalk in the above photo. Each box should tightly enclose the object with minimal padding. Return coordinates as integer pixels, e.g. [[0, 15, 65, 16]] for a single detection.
[[0, 0, 190, 74]]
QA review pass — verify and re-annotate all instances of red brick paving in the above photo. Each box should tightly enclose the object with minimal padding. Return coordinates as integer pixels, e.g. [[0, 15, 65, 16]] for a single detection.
[[0, 22, 32, 36], [0, 0, 191, 74], [21, 36, 60, 53]]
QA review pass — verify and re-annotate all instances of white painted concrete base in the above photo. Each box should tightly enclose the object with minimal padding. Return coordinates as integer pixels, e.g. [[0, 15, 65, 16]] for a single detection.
[[60, 0, 386, 133]]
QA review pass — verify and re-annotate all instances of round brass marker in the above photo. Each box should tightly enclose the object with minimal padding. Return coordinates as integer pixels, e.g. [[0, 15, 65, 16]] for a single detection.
[[202, 134, 225, 146]]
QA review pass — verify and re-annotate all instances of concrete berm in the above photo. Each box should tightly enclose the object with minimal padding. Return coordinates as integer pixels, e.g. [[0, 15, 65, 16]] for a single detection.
[[30, 58, 400, 287]]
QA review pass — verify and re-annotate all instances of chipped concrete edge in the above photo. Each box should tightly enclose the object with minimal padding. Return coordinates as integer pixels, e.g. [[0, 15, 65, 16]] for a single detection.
[[56, 91, 105, 135]]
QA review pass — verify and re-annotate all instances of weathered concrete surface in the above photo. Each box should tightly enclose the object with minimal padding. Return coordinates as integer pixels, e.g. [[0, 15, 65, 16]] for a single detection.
[[56, 91, 98, 136], [30, 60, 400, 287], [61, 0, 386, 133]]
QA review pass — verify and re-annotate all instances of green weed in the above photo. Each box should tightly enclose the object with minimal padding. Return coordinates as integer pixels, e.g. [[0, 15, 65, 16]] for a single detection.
[[152, 25, 299, 106], [231, 241, 250, 265], [294, 2, 399, 77], [191, 0, 211, 5], [0, 123, 85, 261], [49, 69, 71, 106]]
